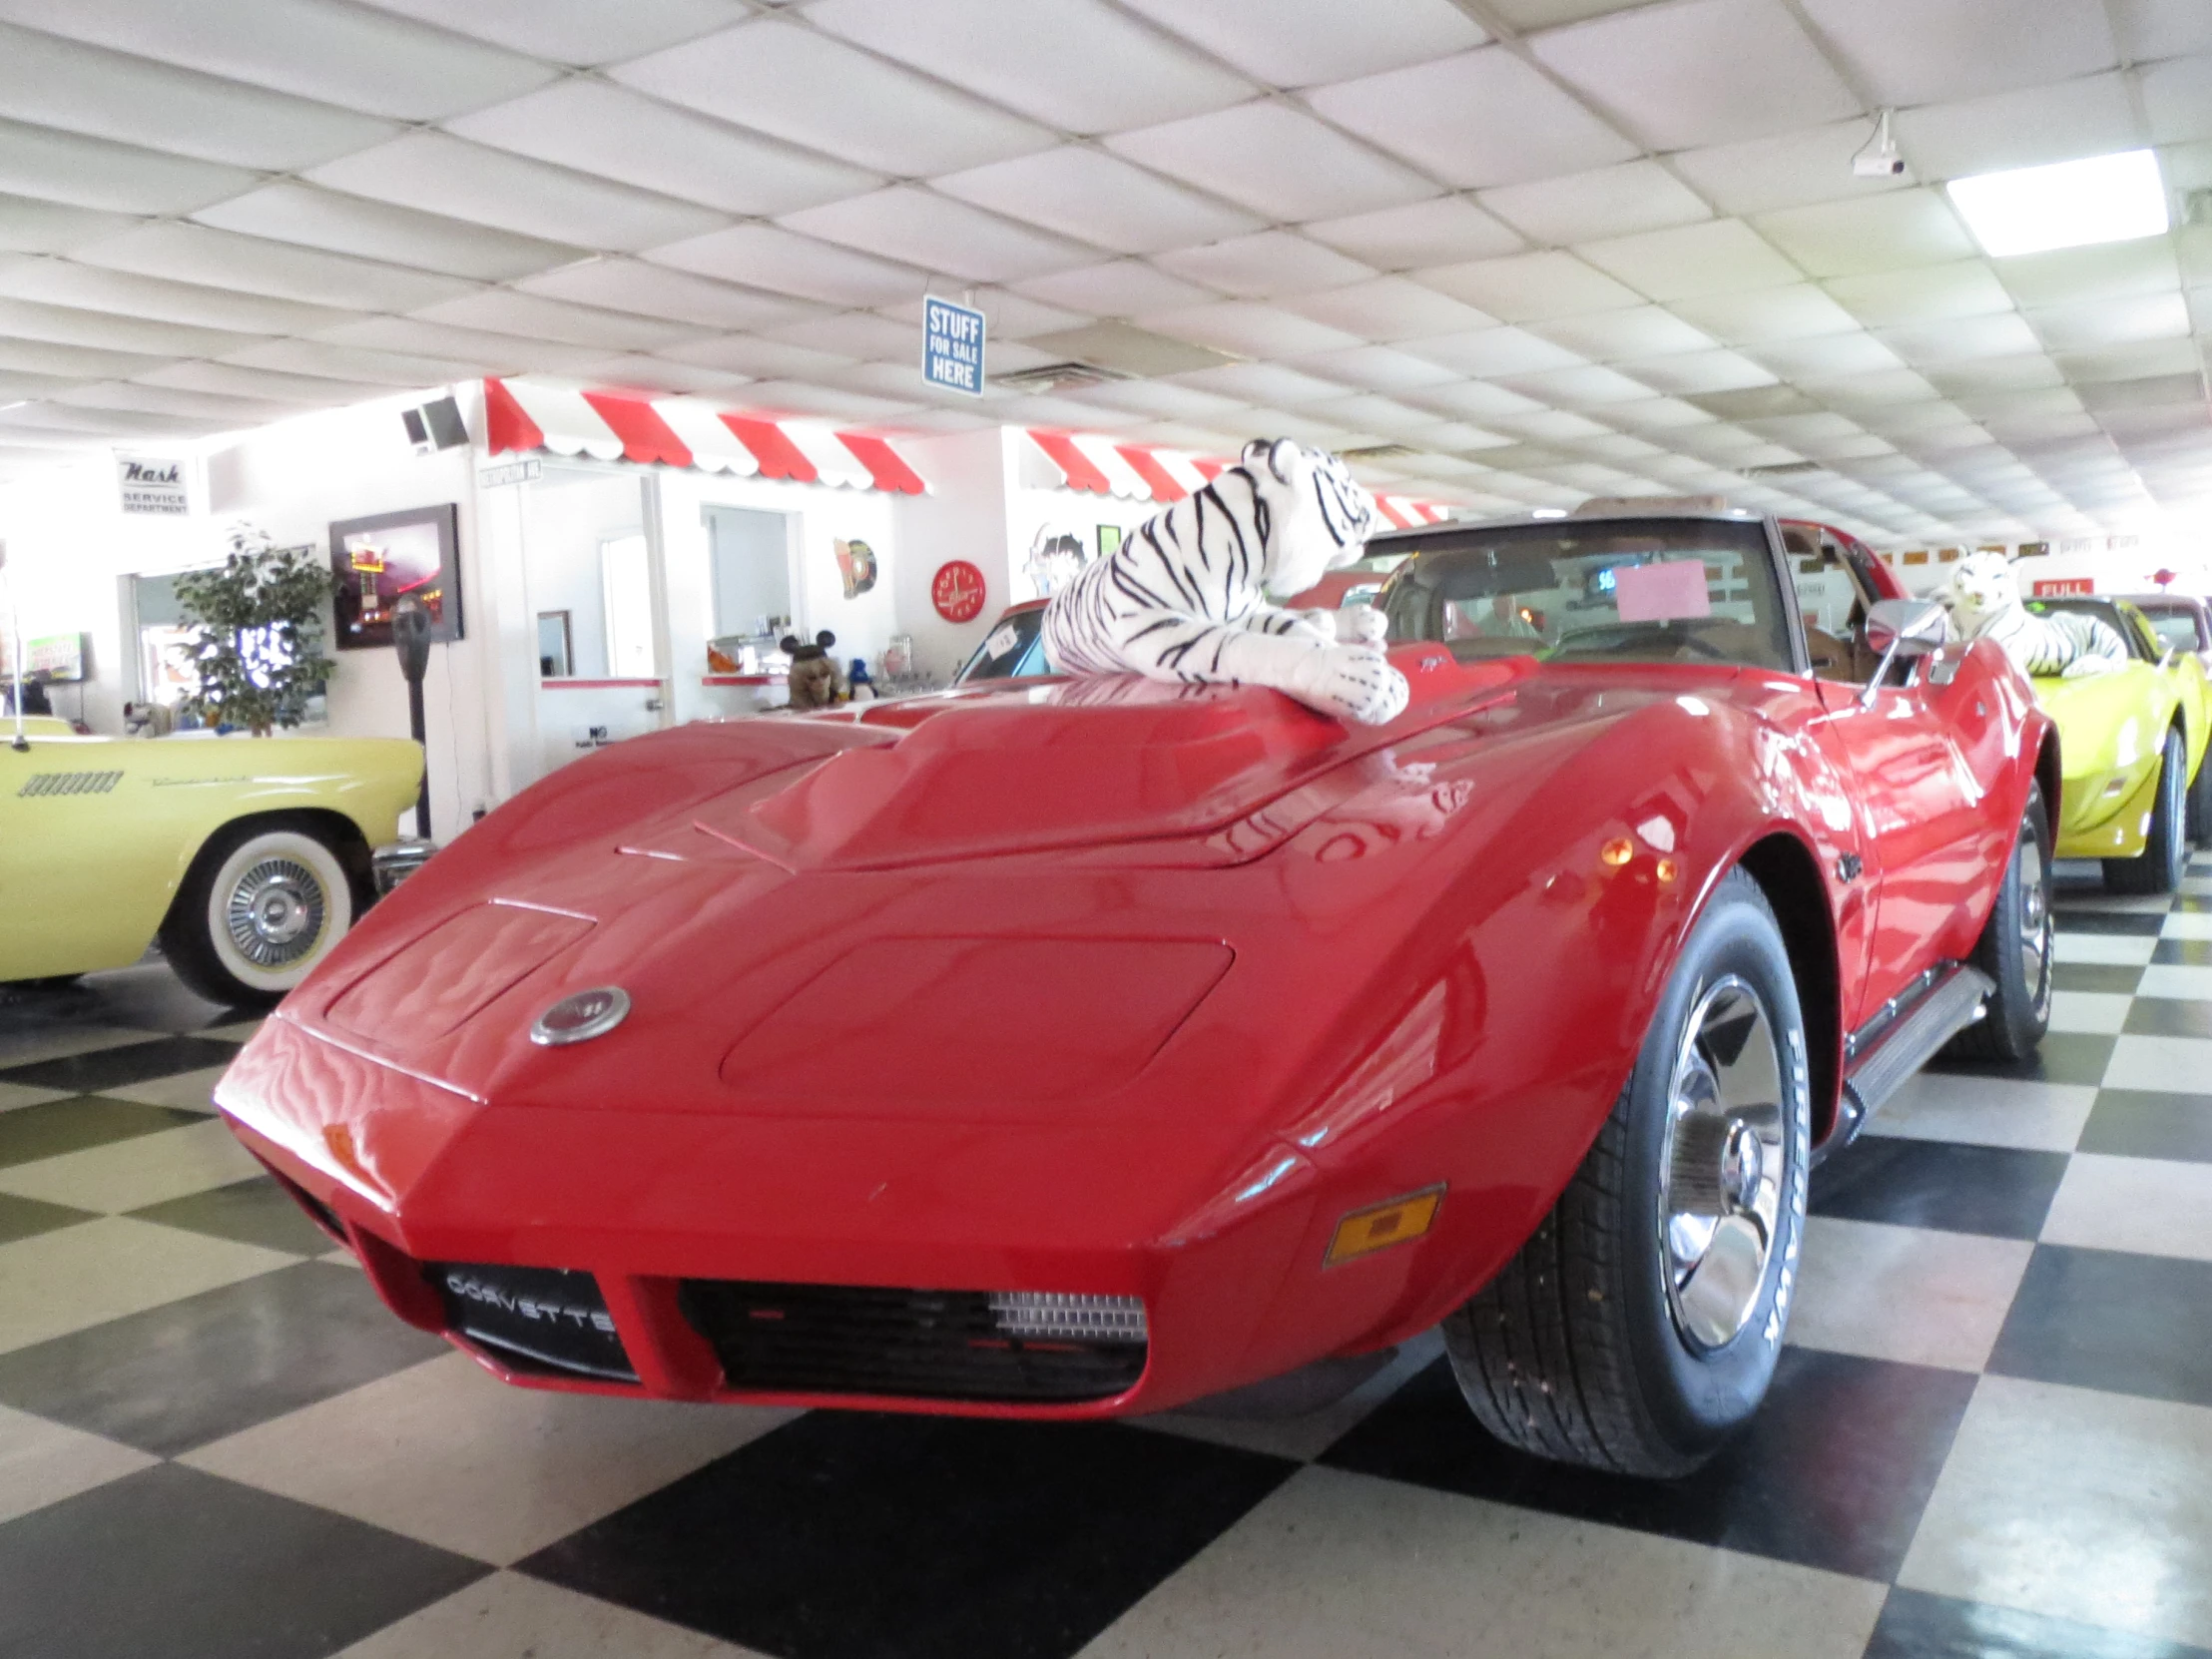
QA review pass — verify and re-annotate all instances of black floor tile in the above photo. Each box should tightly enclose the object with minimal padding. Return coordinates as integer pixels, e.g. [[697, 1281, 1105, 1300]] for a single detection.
[[0, 1035, 241, 1094], [1318, 1349, 1973, 1582], [69, 963, 248, 1033], [522, 1413, 1298, 1659], [2152, 939, 2212, 966], [2124, 998, 2212, 1038], [1989, 1245, 2212, 1409], [1810, 1139, 2069, 1239], [2050, 910, 2168, 935], [0, 1192, 97, 1246], [2053, 962, 2146, 994], [2077, 1090, 2212, 1163], [1865, 1587, 2212, 1658], [1927, 1032, 2113, 1086], [0, 1462, 485, 1659], [0, 1261, 447, 1455], [130, 1177, 332, 1255], [0, 1096, 206, 1170]]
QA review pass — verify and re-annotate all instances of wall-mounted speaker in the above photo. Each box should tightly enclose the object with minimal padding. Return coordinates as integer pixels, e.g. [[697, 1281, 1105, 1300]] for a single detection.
[[401, 395, 468, 455]]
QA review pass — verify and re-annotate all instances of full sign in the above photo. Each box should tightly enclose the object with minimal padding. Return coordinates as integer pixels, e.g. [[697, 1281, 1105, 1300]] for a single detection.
[[116, 454, 188, 515], [2032, 578, 2095, 597], [922, 296, 985, 397]]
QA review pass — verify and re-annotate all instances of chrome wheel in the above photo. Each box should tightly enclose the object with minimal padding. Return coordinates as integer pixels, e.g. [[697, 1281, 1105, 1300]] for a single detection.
[[2018, 830, 2051, 1022], [224, 856, 327, 968], [1659, 976, 1786, 1352]]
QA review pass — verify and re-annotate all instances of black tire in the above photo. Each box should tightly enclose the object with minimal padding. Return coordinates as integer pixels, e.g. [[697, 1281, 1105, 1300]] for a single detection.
[[1441, 867, 1811, 1476], [158, 818, 357, 1009], [2104, 727, 2188, 894], [2187, 737, 2212, 848], [1946, 781, 2053, 1062]]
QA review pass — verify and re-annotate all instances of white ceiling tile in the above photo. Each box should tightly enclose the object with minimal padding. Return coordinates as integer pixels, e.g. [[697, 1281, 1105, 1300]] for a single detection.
[[516, 260, 823, 332], [1167, 361, 1356, 405], [612, 19, 1052, 177], [76, 222, 474, 311], [356, 0, 744, 65], [1531, 306, 1718, 359], [0, 294, 258, 357], [816, 359, 950, 404], [1155, 233, 1378, 299], [1877, 312, 2044, 364], [0, 401, 229, 438], [1903, 72, 2144, 182], [1669, 122, 1912, 219], [1480, 162, 1713, 247], [1288, 346, 1459, 391], [729, 379, 916, 422], [1301, 393, 1455, 436], [316, 316, 609, 374], [1578, 221, 1803, 300], [1605, 395, 1721, 429], [808, 0, 1252, 134], [0, 117, 255, 216], [1531, 0, 1859, 150], [0, 257, 355, 335], [1306, 47, 1638, 190], [1620, 348, 1779, 394], [412, 290, 699, 352], [1306, 198, 1524, 271], [137, 359, 397, 406], [561, 356, 753, 397], [933, 149, 1258, 257], [1398, 380, 1548, 421], [221, 337, 483, 388], [1057, 378, 1248, 420], [1668, 284, 1862, 342], [1117, 0, 1486, 87], [1010, 261, 1213, 315], [1412, 420, 1516, 451], [0, 334, 165, 378], [1139, 300, 1365, 357], [1277, 277, 1496, 340], [765, 312, 917, 361], [1107, 102, 1437, 221], [2181, 225, 2212, 285], [1415, 251, 1643, 319], [196, 183, 580, 281], [781, 188, 1092, 284], [2053, 337, 2204, 380], [654, 335, 855, 380], [2140, 55, 2212, 145], [54, 380, 293, 427], [0, 0, 556, 122], [1824, 262, 2016, 326], [1402, 325, 1586, 376], [446, 81, 876, 219], [1753, 190, 1977, 277], [1744, 331, 1907, 378], [1796, 0, 2116, 107], [0, 194, 136, 256], [2109, 0, 2212, 61], [878, 287, 1091, 340], [0, 23, 396, 172], [1500, 363, 1661, 405], [645, 226, 927, 308], [307, 134, 725, 254]]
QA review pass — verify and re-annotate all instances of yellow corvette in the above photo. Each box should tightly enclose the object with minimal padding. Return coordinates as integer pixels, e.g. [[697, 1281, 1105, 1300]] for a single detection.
[[2, 720, 422, 1005], [2027, 597, 2212, 891]]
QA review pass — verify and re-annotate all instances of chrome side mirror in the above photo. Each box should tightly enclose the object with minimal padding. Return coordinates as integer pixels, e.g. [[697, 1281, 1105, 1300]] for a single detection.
[[1859, 598, 1948, 707]]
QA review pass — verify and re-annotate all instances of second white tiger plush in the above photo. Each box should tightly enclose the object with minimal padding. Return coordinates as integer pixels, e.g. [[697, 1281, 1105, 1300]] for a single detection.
[[1041, 439, 1410, 725], [1946, 551, 2127, 679]]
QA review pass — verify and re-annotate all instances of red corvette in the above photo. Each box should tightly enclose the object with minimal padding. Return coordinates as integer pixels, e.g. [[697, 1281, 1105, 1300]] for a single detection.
[[217, 507, 2055, 1477]]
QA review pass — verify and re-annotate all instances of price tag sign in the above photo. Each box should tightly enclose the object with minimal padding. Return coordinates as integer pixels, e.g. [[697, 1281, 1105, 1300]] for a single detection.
[[922, 295, 985, 397]]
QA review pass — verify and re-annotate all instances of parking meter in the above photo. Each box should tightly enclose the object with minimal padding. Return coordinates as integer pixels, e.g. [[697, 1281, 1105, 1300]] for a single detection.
[[392, 596, 432, 838]]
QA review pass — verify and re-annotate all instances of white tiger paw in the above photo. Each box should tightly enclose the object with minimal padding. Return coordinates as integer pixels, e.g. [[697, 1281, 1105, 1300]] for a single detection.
[[2063, 655, 2123, 678], [1296, 608, 1341, 643], [1340, 604, 1387, 645], [1286, 643, 1411, 725]]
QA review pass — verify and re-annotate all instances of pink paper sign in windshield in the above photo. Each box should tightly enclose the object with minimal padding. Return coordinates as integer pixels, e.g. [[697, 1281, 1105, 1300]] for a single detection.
[[1614, 559, 1712, 624]]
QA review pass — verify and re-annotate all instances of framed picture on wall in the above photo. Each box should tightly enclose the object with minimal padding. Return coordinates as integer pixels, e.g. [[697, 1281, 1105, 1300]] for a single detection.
[[331, 503, 462, 650], [1098, 524, 1123, 559]]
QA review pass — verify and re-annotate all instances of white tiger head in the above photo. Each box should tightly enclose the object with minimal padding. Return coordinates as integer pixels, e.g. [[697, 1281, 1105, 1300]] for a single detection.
[[1240, 438, 1380, 600], [1948, 550, 2021, 635]]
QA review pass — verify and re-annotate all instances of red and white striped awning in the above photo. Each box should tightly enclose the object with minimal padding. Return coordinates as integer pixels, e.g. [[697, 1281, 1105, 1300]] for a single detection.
[[1022, 429, 1456, 528], [484, 377, 925, 494]]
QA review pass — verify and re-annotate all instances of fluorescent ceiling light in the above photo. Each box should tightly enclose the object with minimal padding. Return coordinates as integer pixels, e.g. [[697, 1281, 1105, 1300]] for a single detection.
[[1946, 149, 2168, 258]]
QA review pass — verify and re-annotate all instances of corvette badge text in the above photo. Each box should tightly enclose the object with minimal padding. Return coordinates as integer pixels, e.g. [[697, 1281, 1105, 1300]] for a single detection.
[[443, 1271, 617, 1335]]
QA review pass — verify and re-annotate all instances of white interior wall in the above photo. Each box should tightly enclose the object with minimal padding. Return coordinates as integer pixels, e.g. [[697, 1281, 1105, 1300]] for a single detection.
[[886, 428, 1014, 681], [520, 470, 643, 682]]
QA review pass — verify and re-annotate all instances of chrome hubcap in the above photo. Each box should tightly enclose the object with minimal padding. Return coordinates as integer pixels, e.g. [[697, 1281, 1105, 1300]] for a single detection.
[[1660, 978, 1786, 1352], [225, 857, 324, 967], [2018, 830, 2050, 1013]]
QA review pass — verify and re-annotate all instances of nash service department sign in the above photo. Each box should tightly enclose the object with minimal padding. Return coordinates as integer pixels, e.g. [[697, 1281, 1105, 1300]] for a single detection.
[[117, 454, 189, 515]]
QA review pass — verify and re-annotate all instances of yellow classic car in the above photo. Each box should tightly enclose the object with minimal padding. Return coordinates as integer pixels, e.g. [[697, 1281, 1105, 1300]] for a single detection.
[[2, 721, 422, 1005], [2027, 596, 2212, 891]]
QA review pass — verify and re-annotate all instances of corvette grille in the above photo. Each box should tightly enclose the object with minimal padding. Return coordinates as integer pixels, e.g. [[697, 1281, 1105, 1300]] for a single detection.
[[431, 1262, 638, 1383], [678, 1281, 1147, 1403]]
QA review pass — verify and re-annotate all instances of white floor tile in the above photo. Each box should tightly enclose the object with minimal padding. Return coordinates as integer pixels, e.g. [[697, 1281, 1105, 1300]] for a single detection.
[[2041, 1153, 2212, 1262], [0, 1026, 160, 1069], [2104, 1034, 2212, 1094], [2053, 934, 2160, 966], [333, 1572, 768, 1659], [0, 1119, 267, 1213], [0, 1083, 70, 1113], [182, 1352, 799, 1565], [1133, 1330, 1443, 1462], [0, 1402, 159, 1526], [1789, 1217, 2033, 1373], [2165, 912, 2212, 940], [2052, 892, 2174, 913], [100, 1064, 231, 1112], [1866, 1074, 2096, 1152], [2138, 964, 2212, 1002], [1900, 1376, 2212, 1649], [0, 1216, 296, 1355], [1079, 1464, 1886, 1659], [2048, 990, 2133, 1034]]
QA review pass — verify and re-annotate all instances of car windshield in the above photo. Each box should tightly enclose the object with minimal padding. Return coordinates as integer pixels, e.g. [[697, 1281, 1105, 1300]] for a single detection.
[[2027, 598, 2155, 663], [956, 608, 1049, 682], [2139, 606, 2206, 654], [1381, 517, 1794, 672]]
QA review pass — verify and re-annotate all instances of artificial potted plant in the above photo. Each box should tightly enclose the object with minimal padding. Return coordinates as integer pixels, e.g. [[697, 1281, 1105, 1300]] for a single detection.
[[174, 524, 335, 736]]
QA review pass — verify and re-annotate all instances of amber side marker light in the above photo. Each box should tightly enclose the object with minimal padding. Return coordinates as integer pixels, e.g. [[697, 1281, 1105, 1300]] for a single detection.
[[1326, 1185, 1445, 1268]]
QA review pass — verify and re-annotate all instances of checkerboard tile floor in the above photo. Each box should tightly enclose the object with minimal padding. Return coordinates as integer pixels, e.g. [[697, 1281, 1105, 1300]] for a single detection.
[[5, 865, 2212, 1659]]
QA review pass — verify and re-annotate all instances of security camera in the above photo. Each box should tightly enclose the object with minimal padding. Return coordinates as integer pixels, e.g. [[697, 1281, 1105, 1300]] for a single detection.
[[1853, 110, 1905, 179]]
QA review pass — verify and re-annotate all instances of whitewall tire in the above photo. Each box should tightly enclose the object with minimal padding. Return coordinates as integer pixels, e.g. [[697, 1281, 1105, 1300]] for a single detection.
[[161, 824, 354, 1007]]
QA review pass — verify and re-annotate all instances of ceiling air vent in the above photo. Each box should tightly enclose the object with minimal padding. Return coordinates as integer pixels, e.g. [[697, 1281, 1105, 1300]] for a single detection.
[[1341, 443, 1418, 461], [992, 361, 1131, 394], [1742, 460, 1823, 478], [1019, 321, 1237, 379]]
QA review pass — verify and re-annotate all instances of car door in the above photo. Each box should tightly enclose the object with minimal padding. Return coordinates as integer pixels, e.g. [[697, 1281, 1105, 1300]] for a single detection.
[[0, 734, 155, 980]]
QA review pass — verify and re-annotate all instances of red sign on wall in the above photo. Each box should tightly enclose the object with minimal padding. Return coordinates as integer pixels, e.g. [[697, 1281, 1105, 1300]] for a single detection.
[[2032, 578, 2094, 597], [931, 559, 987, 624]]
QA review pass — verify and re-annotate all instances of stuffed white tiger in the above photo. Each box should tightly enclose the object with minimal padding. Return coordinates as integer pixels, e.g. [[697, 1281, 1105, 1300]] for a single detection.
[[1946, 551, 2126, 679], [1041, 438, 1409, 725]]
